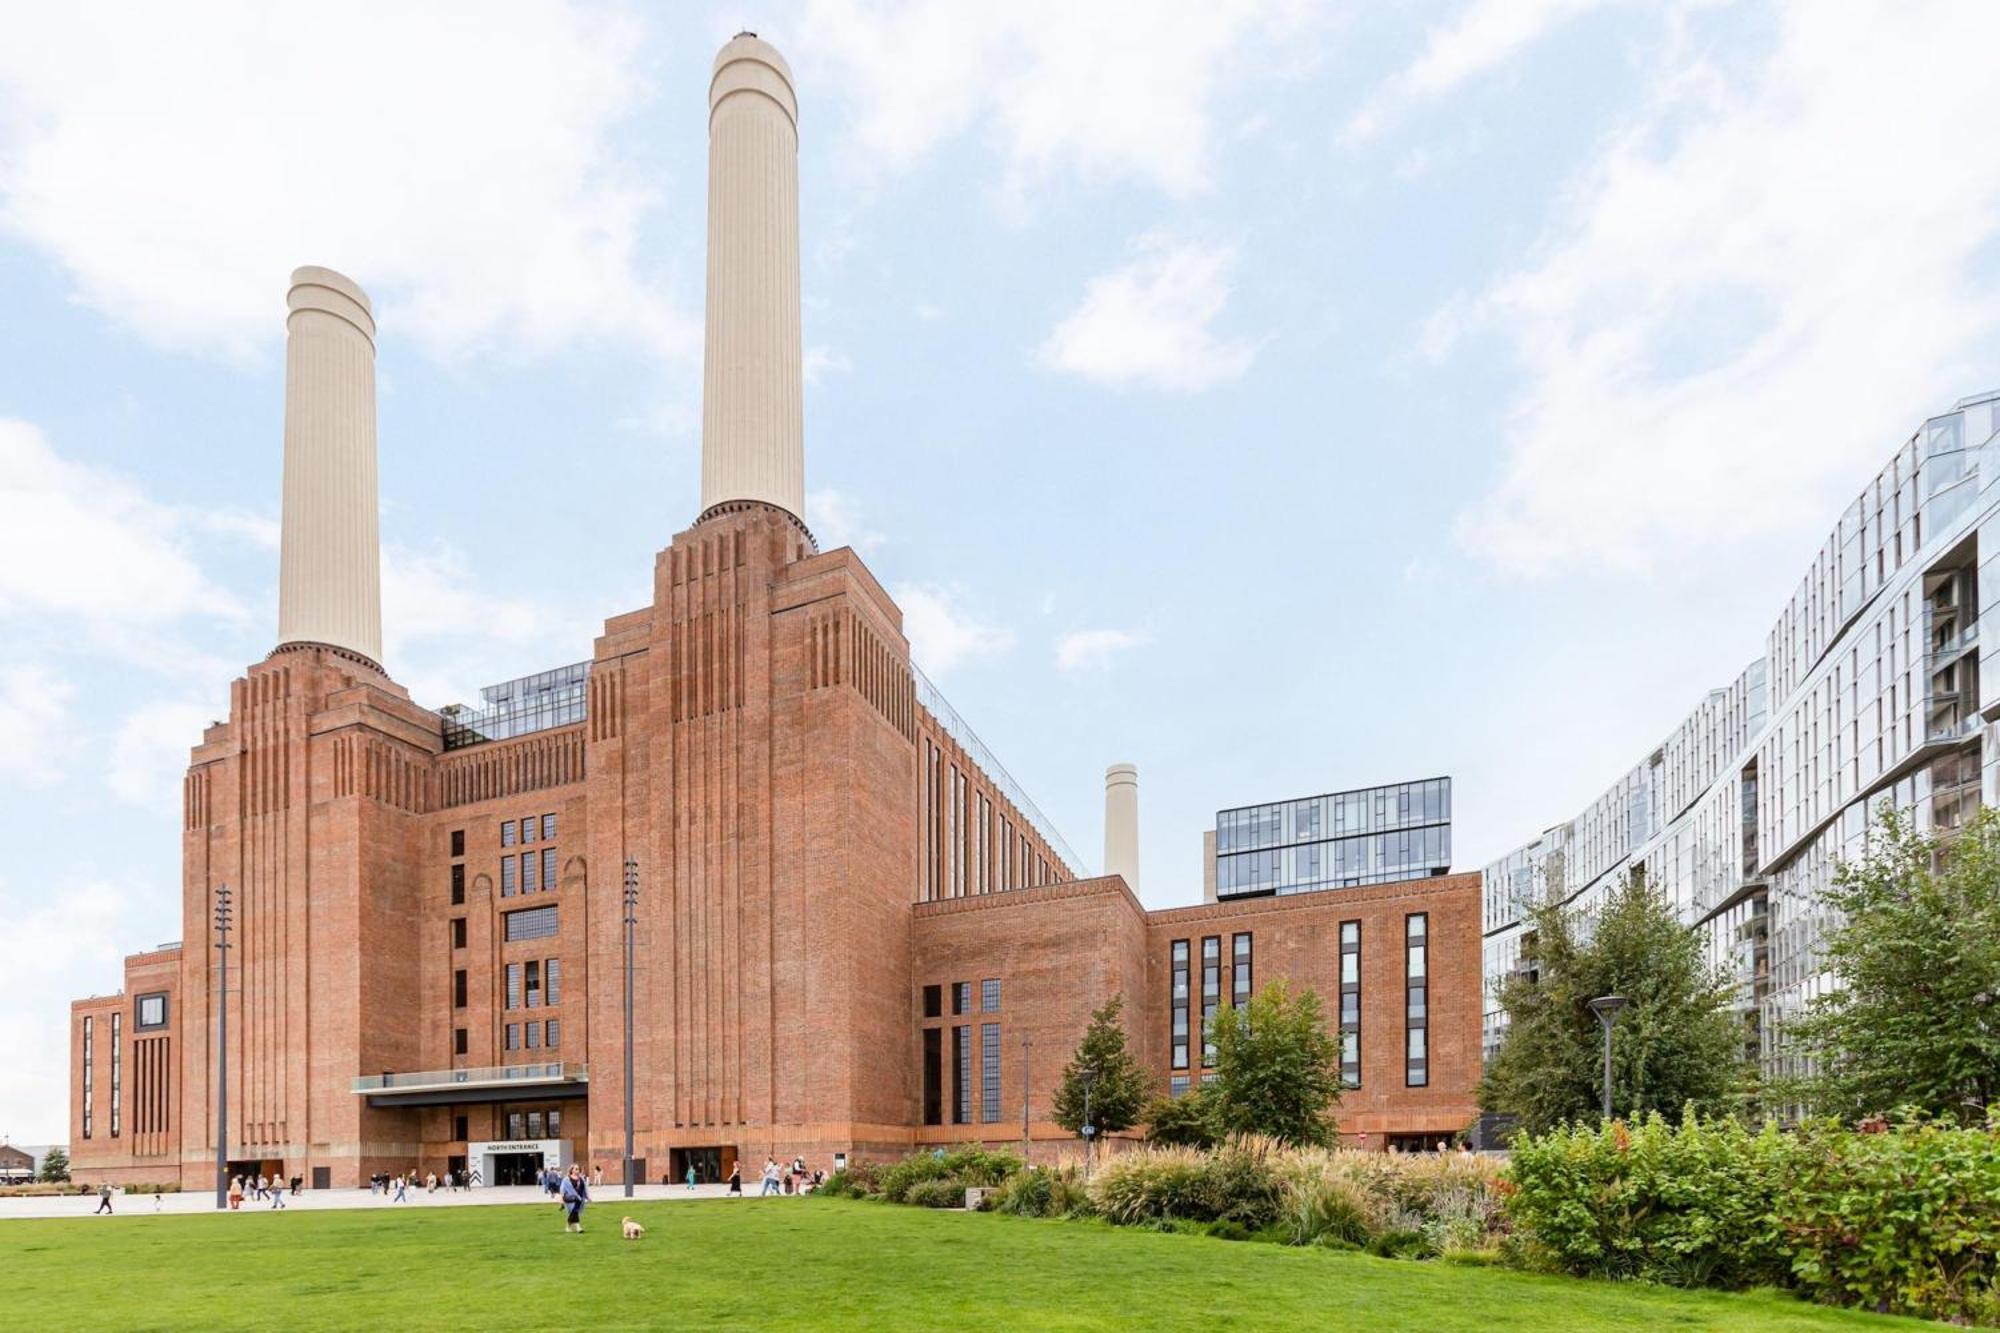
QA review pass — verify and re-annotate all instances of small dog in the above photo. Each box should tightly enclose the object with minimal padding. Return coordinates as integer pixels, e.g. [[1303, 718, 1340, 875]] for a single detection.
[[621, 1216, 645, 1240]]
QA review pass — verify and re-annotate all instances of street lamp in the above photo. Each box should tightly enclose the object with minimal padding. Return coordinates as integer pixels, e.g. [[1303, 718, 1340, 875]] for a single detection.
[[1079, 1068, 1098, 1179], [213, 884, 232, 1210], [1588, 994, 1629, 1121], [1020, 1033, 1032, 1162], [622, 858, 638, 1199]]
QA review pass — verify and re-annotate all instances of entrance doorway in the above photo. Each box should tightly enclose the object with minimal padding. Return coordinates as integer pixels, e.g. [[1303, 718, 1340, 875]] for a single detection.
[[492, 1152, 544, 1186], [669, 1145, 735, 1186]]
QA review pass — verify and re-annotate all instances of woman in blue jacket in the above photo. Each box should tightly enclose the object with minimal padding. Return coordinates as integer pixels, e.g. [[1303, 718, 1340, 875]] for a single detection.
[[559, 1164, 590, 1233]]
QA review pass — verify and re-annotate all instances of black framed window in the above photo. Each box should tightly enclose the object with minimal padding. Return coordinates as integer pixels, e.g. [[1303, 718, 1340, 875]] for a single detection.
[[451, 917, 467, 949], [1170, 939, 1190, 1070], [520, 815, 536, 845], [109, 1011, 122, 1138], [542, 847, 557, 891], [453, 1027, 468, 1056], [922, 1028, 942, 1125], [922, 984, 942, 1019], [501, 820, 516, 847], [451, 863, 465, 905], [952, 1025, 971, 1124], [135, 991, 168, 1030], [525, 960, 542, 1008], [1232, 933, 1252, 1007], [81, 1015, 94, 1139], [453, 969, 467, 1008], [1200, 936, 1221, 1066], [980, 1022, 1001, 1122], [952, 981, 971, 1015], [1340, 920, 1361, 1088], [450, 828, 466, 858], [1406, 913, 1429, 1087]]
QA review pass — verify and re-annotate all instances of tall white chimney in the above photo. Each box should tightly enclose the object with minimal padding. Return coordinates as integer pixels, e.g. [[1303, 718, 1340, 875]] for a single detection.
[[1105, 763, 1140, 894], [698, 33, 805, 524], [276, 266, 383, 665]]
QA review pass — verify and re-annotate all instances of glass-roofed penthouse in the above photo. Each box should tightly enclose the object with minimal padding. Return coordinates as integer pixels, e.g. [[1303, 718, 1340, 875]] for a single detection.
[[1212, 778, 1452, 899], [439, 661, 590, 749]]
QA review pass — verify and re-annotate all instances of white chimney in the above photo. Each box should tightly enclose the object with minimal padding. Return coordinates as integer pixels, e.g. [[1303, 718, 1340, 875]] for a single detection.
[[275, 266, 383, 665], [698, 33, 805, 524], [1105, 763, 1140, 893]]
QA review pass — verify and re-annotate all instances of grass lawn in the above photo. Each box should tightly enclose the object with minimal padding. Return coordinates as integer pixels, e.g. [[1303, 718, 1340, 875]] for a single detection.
[[8, 1196, 1922, 1331]]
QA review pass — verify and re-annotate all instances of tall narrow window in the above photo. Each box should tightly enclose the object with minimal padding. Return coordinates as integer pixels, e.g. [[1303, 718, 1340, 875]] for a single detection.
[[545, 958, 561, 1006], [981, 978, 1001, 1012], [505, 1023, 519, 1051], [526, 1021, 541, 1050], [451, 917, 467, 949], [502, 820, 517, 847], [981, 1022, 1001, 1122], [1340, 921, 1361, 1088], [922, 1028, 943, 1125], [506, 962, 521, 1010], [450, 828, 466, 858], [542, 813, 557, 841], [542, 847, 557, 892], [947, 766, 961, 897], [109, 1011, 122, 1138], [81, 1015, 94, 1139], [525, 959, 542, 1008], [1200, 936, 1221, 1066], [922, 984, 942, 1019], [453, 969, 468, 1008], [1232, 932, 1252, 1008], [546, 1018, 560, 1049], [451, 863, 466, 905], [1170, 939, 1190, 1070], [522, 850, 538, 893], [952, 1025, 971, 1124], [1406, 913, 1429, 1087], [952, 981, 971, 1015], [453, 1028, 468, 1057], [520, 815, 536, 844], [501, 856, 517, 897]]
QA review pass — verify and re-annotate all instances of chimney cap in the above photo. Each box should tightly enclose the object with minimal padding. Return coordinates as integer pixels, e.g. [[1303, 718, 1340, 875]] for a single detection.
[[289, 265, 372, 315]]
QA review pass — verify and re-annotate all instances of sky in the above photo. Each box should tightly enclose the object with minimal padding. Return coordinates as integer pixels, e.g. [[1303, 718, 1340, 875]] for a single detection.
[[4, 0, 2000, 1142]]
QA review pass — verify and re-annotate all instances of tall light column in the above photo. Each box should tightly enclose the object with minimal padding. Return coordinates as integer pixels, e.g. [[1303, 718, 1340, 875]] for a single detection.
[[1105, 764, 1140, 894], [698, 33, 805, 524], [276, 266, 383, 665]]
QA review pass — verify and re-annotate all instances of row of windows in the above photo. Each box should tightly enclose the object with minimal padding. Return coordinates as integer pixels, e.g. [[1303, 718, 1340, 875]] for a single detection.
[[501, 848, 561, 898], [921, 739, 1055, 902], [502, 958, 562, 1010], [1406, 914, 1429, 1087], [109, 1012, 121, 1139], [1215, 779, 1451, 853], [504, 1108, 563, 1140], [504, 1019, 561, 1050], [1340, 922, 1361, 1087], [500, 813, 559, 847], [920, 1022, 1006, 1126], [81, 1016, 93, 1139], [1217, 824, 1450, 896], [921, 979, 1000, 1018], [1171, 934, 1254, 1072]]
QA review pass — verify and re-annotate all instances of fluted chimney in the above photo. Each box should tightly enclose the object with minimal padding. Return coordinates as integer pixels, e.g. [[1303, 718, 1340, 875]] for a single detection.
[[275, 266, 382, 665], [698, 33, 805, 525], [1105, 763, 1140, 894]]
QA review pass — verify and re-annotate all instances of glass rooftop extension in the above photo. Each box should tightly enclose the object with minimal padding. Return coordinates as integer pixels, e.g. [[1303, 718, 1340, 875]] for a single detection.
[[439, 661, 590, 750]]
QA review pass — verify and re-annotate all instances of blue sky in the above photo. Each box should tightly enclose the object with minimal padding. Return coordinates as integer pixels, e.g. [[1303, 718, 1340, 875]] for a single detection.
[[5, 0, 2000, 1140]]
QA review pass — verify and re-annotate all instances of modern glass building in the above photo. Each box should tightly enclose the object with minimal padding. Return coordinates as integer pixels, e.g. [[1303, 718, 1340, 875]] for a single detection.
[[1482, 390, 2000, 1082], [1212, 777, 1452, 899]]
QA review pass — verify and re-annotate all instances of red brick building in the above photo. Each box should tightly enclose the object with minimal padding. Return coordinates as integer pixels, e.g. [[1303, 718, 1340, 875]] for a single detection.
[[65, 34, 1479, 1190]]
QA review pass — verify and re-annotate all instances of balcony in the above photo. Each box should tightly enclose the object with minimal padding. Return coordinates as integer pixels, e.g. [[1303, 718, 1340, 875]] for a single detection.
[[351, 1061, 589, 1107]]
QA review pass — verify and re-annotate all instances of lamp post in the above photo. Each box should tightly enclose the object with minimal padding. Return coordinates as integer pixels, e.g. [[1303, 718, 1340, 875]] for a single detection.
[[1588, 994, 1629, 1121], [622, 858, 638, 1199], [1079, 1068, 1098, 1180], [213, 884, 232, 1210], [1020, 1033, 1032, 1161]]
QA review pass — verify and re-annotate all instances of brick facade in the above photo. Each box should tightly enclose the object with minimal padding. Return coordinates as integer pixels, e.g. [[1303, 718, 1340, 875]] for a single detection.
[[68, 505, 1479, 1186]]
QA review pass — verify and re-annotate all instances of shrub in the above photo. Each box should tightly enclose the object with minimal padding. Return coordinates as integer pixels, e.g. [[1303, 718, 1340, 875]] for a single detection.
[[1090, 1143, 1280, 1228], [875, 1147, 1022, 1205], [1145, 1087, 1221, 1148], [812, 1169, 864, 1199], [1284, 1170, 1376, 1248], [904, 1178, 969, 1209], [1504, 1111, 1793, 1289], [993, 1168, 1052, 1217], [1777, 1113, 2000, 1325], [1367, 1228, 1428, 1260]]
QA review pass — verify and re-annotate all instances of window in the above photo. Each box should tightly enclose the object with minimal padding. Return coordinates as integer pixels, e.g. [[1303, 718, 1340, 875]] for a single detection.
[[922, 984, 942, 1019], [507, 1112, 525, 1139], [504, 905, 558, 942], [1170, 939, 1190, 1070], [453, 1027, 468, 1056], [953, 1025, 971, 1124], [109, 1011, 122, 1138], [981, 978, 1001, 1012], [502, 820, 517, 847], [527, 1110, 544, 1137], [542, 813, 557, 841], [505, 1023, 519, 1051], [454, 1114, 469, 1140], [81, 1015, 94, 1139], [1169, 1075, 1190, 1098], [1232, 933, 1252, 1008], [506, 963, 521, 1010], [1201, 936, 1221, 1066], [501, 857, 517, 897], [1340, 921, 1361, 1088], [522, 851, 538, 893], [525, 960, 542, 1008], [451, 829, 466, 858], [451, 863, 465, 905], [542, 847, 557, 891], [520, 815, 535, 844], [952, 981, 971, 1015], [546, 958, 561, 1006], [922, 1028, 943, 1125], [135, 992, 168, 1030], [548, 1109, 561, 1136], [526, 1021, 541, 1050], [1406, 913, 1429, 1087], [452, 917, 467, 949], [980, 1023, 1002, 1122], [453, 969, 467, 1009], [546, 1019, 560, 1049]]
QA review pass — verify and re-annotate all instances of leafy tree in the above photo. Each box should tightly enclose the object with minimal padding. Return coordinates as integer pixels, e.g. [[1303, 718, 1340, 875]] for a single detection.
[[1786, 808, 2000, 1124], [1052, 995, 1152, 1137], [1208, 979, 1342, 1146], [38, 1146, 70, 1182], [1143, 1084, 1221, 1147], [1481, 868, 1746, 1134]]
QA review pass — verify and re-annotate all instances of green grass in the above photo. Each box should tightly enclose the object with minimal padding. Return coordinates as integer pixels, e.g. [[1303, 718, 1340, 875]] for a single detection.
[[8, 1197, 1922, 1330]]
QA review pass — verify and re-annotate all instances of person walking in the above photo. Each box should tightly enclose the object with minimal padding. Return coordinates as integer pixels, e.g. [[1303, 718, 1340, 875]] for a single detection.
[[591, 1163, 603, 1188], [270, 1176, 286, 1209], [392, 1174, 408, 1204], [727, 1163, 742, 1196], [559, 1164, 590, 1233], [94, 1183, 113, 1215], [426, 1171, 438, 1194], [228, 1176, 244, 1210], [760, 1158, 780, 1197], [685, 1164, 697, 1191]]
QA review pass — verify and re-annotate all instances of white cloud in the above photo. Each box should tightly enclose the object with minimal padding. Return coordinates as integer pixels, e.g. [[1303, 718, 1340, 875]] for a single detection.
[[1346, 0, 1613, 143], [800, 0, 1322, 200], [893, 583, 1014, 677], [804, 345, 853, 386], [1055, 627, 1149, 673], [107, 700, 214, 808], [1041, 233, 1257, 392], [0, 3, 697, 368], [381, 542, 581, 708], [0, 665, 75, 787], [808, 488, 887, 553], [0, 419, 241, 627], [1449, 0, 2000, 577]]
